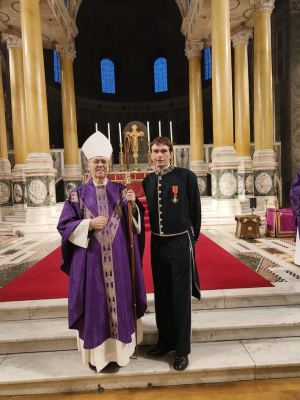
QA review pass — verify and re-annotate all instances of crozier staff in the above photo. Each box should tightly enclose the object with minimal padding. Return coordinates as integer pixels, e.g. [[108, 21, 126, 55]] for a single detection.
[[57, 129, 147, 372]]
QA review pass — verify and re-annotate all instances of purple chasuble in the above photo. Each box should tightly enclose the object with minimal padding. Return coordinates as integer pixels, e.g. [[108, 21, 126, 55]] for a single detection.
[[57, 179, 147, 350], [290, 170, 300, 241]]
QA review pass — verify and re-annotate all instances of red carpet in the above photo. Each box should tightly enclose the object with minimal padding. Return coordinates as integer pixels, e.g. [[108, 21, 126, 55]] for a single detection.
[[0, 232, 273, 302]]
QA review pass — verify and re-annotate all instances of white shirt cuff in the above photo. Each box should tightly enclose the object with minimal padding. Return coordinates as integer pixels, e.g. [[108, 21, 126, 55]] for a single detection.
[[68, 219, 92, 248]]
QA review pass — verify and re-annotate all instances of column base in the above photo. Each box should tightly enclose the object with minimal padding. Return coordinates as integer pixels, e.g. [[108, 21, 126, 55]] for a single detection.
[[209, 146, 240, 199], [190, 160, 208, 196], [237, 156, 254, 198], [0, 158, 13, 218], [12, 164, 27, 210], [25, 153, 57, 223], [211, 198, 242, 217], [252, 149, 278, 197], [62, 164, 83, 198]]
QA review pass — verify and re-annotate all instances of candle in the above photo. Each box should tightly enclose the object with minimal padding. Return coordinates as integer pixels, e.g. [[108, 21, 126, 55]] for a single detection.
[[147, 121, 150, 142], [159, 121, 161, 137], [119, 123, 122, 143], [95, 123, 98, 131], [107, 123, 110, 142], [170, 121, 173, 142]]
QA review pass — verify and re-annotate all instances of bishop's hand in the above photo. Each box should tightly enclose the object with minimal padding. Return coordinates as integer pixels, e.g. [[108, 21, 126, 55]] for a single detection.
[[89, 216, 108, 231], [125, 189, 136, 204]]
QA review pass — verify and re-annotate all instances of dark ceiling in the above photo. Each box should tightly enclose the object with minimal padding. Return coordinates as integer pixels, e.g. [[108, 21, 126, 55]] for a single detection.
[[73, 0, 189, 102]]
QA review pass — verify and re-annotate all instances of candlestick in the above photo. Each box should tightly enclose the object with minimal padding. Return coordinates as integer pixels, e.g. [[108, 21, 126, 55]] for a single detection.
[[108, 154, 114, 172], [119, 123, 122, 143], [107, 123, 111, 142], [119, 143, 124, 172], [170, 121, 173, 142], [171, 141, 174, 165], [159, 121, 161, 137], [147, 142, 153, 171], [147, 121, 150, 142]]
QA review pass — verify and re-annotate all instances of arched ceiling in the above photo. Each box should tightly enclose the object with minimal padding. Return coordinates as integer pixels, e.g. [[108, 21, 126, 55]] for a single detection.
[[0, 0, 255, 49]]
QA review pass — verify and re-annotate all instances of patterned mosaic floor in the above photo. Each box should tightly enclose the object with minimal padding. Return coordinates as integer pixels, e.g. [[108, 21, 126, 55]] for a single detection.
[[0, 227, 298, 290], [203, 227, 299, 284]]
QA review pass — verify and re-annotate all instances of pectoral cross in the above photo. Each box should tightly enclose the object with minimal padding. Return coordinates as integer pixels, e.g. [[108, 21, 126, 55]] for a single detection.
[[125, 124, 144, 171]]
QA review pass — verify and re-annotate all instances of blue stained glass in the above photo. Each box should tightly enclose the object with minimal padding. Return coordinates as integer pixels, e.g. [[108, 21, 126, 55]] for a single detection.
[[101, 59, 116, 94], [204, 46, 212, 80], [53, 50, 61, 84], [154, 57, 168, 93]]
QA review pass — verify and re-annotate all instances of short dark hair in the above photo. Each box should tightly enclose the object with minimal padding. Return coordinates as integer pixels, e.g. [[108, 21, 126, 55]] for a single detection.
[[150, 136, 173, 152]]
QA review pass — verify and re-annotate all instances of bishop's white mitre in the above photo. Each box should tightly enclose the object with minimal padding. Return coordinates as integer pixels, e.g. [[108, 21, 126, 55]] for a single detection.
[[82, 130, 112, 160]]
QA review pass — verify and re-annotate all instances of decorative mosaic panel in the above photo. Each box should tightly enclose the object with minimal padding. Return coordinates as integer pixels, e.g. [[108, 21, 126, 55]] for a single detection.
[[26, 176, 56, 207], [0, 180, 13, 206], [12, 181, 26, 205], [253, 170, 276, 197], [211, 169, 239, 199]]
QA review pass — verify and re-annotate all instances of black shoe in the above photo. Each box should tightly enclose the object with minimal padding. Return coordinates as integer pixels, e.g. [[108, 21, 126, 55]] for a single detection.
[[88, 362, 97, 371], [147, 345, 173, 357], [173, 355, 189, 371]]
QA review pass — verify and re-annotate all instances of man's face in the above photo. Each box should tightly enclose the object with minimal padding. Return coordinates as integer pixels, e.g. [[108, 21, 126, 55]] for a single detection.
[[151, 143, 173, 170], [88, 156, 109, 180]]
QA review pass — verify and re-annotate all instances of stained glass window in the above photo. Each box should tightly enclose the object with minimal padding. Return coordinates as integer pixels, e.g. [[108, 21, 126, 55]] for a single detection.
[[101, 59, 116, 94], [204, 46, 212, 80], [53, 50, 61, 84], [154, 57, 168, 93]]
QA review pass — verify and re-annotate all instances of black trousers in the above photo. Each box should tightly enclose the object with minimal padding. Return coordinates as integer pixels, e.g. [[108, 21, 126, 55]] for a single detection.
[[151, 233, 192, 357]]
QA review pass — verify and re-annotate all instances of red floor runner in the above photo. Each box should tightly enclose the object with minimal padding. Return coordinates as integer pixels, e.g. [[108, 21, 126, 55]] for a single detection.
[[0, 232, 273, 302]]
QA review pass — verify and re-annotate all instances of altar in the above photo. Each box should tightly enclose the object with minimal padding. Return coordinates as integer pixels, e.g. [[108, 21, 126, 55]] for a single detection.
[[84, 171, 153, 198]]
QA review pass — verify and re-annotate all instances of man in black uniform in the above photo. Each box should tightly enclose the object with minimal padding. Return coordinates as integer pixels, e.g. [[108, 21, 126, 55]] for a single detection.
[[142, 136, 201, 371]]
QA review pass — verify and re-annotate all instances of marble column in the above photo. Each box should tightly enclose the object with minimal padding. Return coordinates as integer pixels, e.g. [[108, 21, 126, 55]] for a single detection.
[[209, 0, 241, 216], [56, 43, 82, 199], [185, 40, 208, 196], [0, 50, 13, 218], [231, 29, 254, 199], [20, 0, 56, 223], [250, 0, 277, 200], [1, 34, 28, 214]]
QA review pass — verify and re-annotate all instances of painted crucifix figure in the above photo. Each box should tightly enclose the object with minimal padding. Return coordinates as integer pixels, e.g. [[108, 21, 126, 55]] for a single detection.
[[126, 124, 144, 171]]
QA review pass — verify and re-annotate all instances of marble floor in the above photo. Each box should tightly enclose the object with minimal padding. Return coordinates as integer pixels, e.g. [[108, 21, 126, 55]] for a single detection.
[[0, 225, 298, 290]]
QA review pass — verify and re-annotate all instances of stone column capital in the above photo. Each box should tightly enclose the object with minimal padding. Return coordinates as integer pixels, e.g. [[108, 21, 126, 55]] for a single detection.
[[1, 33, 22, 50], [231, 29, 253, 47], [55, 43, 76, 61], [185, 40, 204, 60], [250, 0, 275, 17]]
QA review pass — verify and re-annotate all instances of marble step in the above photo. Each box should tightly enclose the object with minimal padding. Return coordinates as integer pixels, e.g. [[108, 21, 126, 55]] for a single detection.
[[0, 282, 299, 322], [0, 337, 299, 396], [0, 306, 299, 355]]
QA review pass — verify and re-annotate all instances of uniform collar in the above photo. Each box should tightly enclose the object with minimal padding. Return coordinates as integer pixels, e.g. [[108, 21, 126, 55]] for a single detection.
[[155, 164, 175, 176]]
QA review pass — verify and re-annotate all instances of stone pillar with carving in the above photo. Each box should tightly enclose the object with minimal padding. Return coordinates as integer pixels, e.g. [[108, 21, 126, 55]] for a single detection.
[[20, 0, 57, 223], [231, 29, 254, 199], [2, 33, 28, 214], [250, 0, 277, 201], [0, 48, 13, 218], [185, 40, 208, 196], [56, 43, 82, 199], [209, 0, 241, 216]]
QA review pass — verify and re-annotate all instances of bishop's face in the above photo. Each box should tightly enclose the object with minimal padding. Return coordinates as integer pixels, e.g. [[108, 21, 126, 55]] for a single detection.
[[151, 143, 173, 171], [88, 156, 109, 183]]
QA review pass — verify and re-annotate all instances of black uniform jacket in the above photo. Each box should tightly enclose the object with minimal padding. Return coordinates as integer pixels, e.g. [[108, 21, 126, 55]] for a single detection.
[[142, 166, 201, 240], [142, 166, 201, 299]]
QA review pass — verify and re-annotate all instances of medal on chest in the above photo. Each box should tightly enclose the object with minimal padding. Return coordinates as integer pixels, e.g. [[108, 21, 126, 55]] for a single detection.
[[172, 186, 178, 203]]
